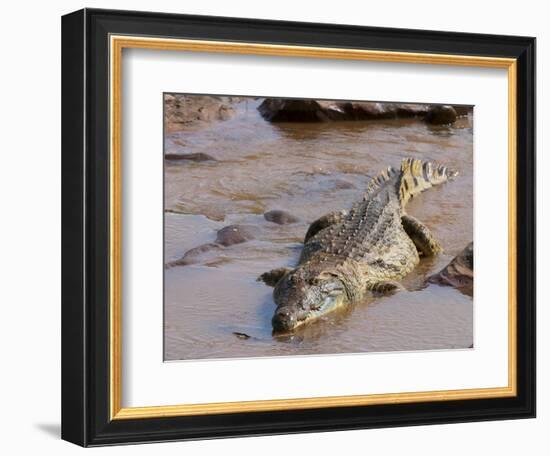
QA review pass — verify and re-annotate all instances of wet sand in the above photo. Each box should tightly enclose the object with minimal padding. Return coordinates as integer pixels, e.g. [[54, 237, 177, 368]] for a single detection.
[[164, 97, 473, 361]]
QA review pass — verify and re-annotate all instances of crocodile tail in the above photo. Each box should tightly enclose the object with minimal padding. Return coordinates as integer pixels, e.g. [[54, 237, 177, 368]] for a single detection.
[[365, 165, 399, 196], [399, 157, 458, 206]]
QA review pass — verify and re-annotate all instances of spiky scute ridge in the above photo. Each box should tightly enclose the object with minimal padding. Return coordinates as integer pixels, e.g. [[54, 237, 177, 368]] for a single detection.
[[296, 158, 457, 302], [364, 165, 399, 196]]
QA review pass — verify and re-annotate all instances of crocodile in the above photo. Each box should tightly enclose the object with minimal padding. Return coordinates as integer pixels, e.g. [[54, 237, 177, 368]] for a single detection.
[[259, 158, 458, 332]]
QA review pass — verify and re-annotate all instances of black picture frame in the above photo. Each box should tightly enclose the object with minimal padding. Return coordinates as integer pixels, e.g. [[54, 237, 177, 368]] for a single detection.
[[62, 8, 535, 447]]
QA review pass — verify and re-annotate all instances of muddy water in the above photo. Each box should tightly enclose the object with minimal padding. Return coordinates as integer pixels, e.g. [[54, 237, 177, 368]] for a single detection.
[[164, 98, 473, 361]]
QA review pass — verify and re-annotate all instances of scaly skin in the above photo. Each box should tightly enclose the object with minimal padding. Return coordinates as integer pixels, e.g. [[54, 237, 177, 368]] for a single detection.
[[260, 158, 458, 332]]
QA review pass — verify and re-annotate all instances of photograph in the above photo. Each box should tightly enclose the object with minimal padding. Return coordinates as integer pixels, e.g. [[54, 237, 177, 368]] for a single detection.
[[163, 94, 474, 361]]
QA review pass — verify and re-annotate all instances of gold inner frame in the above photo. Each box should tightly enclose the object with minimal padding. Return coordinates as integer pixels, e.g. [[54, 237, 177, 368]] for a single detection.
[[109, 35, 517, 420]]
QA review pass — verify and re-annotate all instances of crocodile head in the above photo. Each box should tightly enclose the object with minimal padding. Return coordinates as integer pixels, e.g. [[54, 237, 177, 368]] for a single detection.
[[272, 268, 348, 332]]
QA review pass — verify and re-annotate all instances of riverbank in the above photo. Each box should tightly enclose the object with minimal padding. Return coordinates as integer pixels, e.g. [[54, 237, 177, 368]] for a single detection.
[[164, 93, 245, 132]]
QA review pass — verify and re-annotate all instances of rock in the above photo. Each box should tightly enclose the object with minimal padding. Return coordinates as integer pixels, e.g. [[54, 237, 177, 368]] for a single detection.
[[425, 105, 458, 125], [232, 332, 251, 340], [264, 210, 300, 225], [428, 242, 473, 296], [258, 98, 430, 123], [337, 102, 394, 120], [215, 225, 260, 246], [164, 152, 216, 162], [395, 103, 431, 118], [166, 243, 221, 267], [339, 102, 430, 120], [258, 99, 333, 122], [257, 99, 467, 125], [452, 105, 473, 117]]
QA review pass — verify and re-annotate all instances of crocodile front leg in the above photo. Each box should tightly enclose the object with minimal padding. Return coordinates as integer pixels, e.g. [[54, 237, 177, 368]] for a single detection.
[[260, 210, 347, 287], [304, 209, 348, 243], [401, 214, 443, 256], [257, 267, 293, 287]]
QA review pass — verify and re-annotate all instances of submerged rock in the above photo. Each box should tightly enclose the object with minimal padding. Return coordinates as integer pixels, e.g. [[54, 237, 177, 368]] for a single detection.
[[166, 243, 221, 268], [329, 179, 357, 190], [164, 152, 216, 162], [428, 242, 473, 296], [215, 224, 260, 246], [264, 210, 300, 225], [425, 105, 458, 125], [167, 224, 261, 268]]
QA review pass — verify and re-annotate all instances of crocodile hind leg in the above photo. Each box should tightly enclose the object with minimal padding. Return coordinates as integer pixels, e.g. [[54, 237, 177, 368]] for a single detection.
[[257, 267, 293, 287], [371, 280, 406, 296], [304, 209, 347, 243], [401, 214, 443, 256]]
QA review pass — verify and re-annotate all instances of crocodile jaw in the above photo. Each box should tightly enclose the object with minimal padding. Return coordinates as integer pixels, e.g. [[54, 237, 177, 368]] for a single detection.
[[272, 291, 348, 333]]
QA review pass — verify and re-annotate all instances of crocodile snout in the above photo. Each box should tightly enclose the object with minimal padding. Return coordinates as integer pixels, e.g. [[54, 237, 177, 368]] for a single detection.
[[272, 307, 298, 332]]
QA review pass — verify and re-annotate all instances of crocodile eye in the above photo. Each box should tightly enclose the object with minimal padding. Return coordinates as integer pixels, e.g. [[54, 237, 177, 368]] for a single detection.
[[318, 271, 337, 280], [310, 301, 322, 311]]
